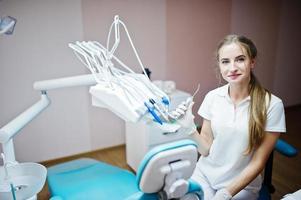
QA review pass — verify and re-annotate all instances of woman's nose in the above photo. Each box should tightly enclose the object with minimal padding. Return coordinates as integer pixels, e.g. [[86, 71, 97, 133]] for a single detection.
[[229, 61, 238, 72]]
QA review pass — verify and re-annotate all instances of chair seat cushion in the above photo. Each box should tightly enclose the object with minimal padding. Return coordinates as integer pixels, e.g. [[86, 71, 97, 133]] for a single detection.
[[47, 158, 139, 200]]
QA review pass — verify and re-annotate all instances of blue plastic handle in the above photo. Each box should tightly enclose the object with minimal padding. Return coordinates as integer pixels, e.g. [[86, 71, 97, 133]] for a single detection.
[[144, 102, 162, 125], [275, 139, 298, 157], [162, 96, 169, 105]]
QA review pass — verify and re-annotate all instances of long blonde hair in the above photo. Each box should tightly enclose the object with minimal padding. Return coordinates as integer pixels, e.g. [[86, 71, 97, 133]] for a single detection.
[[216, 35, 271, 153]]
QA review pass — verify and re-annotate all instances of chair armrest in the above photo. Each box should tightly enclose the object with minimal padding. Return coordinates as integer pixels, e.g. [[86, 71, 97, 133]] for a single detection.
[[275, 139, 298, 157]]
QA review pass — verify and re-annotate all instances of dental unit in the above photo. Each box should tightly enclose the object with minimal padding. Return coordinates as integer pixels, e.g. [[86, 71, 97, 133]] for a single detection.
[[0, 15, 202, 200], [67, 15, 196, 125]]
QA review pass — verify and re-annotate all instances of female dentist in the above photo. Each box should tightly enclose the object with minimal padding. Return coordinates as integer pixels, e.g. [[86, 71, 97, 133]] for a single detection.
[[177, 35, 286, 200]]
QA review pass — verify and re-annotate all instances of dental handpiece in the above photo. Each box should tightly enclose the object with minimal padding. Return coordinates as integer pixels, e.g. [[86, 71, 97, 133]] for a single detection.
[[149, 99, 170, 122], [187, 83, 200, 104], [168, 83, 200, 120]]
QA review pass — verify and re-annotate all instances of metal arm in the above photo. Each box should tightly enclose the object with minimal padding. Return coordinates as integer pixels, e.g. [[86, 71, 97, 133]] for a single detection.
[[0, 73, 102, 163], [33, 74, 96, 91], [0, 93, 50, 163]]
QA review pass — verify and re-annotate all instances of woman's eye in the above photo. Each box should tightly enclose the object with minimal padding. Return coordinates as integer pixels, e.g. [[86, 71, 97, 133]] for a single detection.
[[236, 57, 245, 62], [221, 60, 229, 64]]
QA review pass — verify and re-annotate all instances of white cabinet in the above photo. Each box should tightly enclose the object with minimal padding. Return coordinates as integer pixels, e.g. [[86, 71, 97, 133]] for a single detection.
[[125, 90, 191, 171]]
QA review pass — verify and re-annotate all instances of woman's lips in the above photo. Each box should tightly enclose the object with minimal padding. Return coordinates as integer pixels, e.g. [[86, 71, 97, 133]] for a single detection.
[[228, 74, 241, 80]]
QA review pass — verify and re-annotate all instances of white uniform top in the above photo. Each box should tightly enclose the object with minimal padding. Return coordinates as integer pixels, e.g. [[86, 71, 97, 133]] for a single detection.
[[196, 84, 286, 191]]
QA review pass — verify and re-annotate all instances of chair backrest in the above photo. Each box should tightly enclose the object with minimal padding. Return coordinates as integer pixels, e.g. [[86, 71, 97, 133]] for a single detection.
[[258, 139, 298, 200], [136, 139, 198, 193]]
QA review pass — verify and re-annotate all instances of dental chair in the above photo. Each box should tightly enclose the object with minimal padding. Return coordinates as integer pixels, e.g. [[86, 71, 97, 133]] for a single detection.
[[47, 139, 204, 200], [258, 139, 298, 200]]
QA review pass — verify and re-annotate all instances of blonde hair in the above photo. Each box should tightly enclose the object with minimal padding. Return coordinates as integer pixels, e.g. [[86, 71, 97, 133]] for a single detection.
[[216, 35, 271, 153]]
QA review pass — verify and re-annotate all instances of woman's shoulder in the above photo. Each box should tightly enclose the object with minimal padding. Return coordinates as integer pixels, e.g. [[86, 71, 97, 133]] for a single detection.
[[268, 93, 285, 112], [270, 93, 284, 105], [206, 84, 228, 97]]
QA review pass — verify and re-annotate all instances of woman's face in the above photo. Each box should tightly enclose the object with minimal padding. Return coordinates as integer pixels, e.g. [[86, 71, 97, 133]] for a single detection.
[[218, 42, 255, 86]]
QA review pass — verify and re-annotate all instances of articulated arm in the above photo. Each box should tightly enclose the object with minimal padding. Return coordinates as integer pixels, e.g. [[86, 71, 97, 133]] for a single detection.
[[0, 74, 97, 163], [33, 74, 96, 91], [0, 93, 50, 162], [0, 93, 50, 144]]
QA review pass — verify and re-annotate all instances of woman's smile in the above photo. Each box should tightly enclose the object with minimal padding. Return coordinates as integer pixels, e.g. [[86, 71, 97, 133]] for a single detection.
[[228, 73, 241, 80]]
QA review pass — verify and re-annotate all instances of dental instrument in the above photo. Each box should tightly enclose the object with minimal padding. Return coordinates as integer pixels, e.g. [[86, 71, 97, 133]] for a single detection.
[[170, 84, 200, 120], [144, 102, 163, 125], [149, 98, 170, 122]]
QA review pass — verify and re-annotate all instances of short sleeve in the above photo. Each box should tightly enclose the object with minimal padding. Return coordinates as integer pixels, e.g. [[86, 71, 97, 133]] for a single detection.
[[197, 92, 214, 120], [265, 99, 286, 133]]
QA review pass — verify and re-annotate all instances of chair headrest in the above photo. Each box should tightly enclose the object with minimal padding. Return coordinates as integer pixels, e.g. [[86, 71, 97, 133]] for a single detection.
[[136, 139, 198, 193]]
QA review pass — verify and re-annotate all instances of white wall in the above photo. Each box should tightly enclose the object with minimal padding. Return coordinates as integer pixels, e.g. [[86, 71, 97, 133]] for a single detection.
[[0, 0, 167, 162], [0, 0, 91, 162]]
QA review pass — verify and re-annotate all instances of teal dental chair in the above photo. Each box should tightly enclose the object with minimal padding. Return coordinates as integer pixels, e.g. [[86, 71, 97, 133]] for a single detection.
[[47, 139, 204, 200]]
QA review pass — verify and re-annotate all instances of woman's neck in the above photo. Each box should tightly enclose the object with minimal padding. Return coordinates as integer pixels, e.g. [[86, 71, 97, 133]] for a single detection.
[[228, 83, 249, 105]]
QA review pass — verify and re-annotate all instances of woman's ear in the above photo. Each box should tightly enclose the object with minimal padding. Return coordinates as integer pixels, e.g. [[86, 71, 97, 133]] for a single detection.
[[250, 59, 256, 69]]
